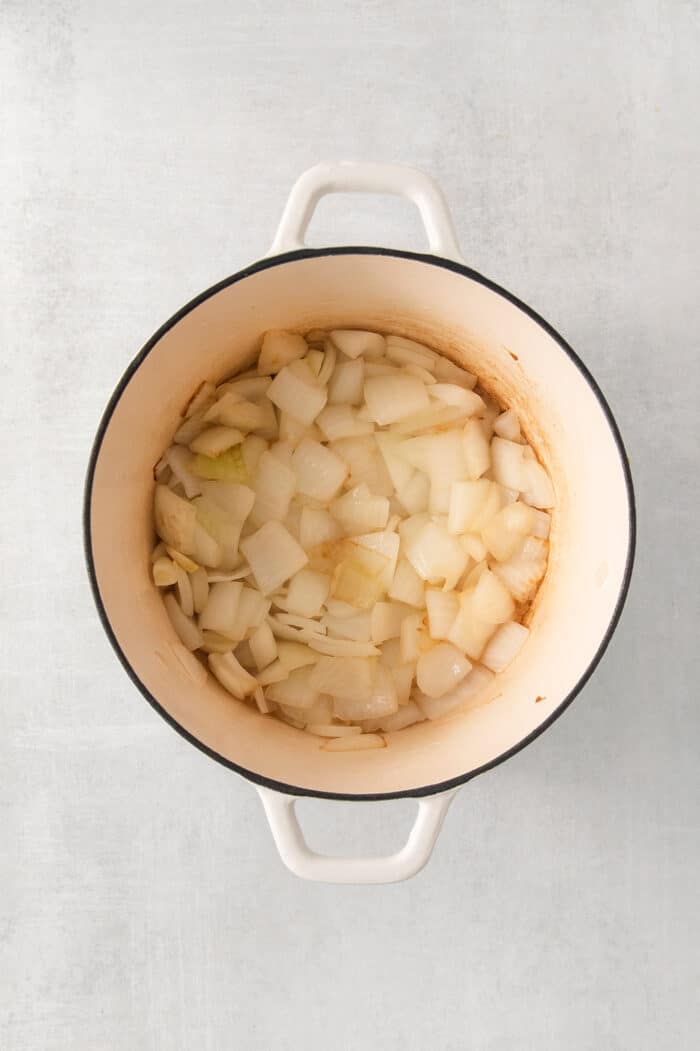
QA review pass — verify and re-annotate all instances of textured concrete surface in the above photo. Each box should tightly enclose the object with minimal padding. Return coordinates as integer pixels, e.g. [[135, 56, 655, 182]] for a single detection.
[[2, 2, 699, 1048]]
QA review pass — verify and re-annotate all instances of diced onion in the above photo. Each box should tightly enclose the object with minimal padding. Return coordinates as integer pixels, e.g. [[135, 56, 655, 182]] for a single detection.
[[151, 326, 553, 742], [416, 642, 472, 698], [240, 522, 308, 594], [481, 621, 529, 672]]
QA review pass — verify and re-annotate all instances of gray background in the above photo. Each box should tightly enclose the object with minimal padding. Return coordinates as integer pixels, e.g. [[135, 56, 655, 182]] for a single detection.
[[2, 2, 698, 1048]]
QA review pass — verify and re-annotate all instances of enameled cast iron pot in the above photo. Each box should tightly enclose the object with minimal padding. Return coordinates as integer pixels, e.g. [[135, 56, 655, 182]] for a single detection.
[[84, 163, 635, 883]]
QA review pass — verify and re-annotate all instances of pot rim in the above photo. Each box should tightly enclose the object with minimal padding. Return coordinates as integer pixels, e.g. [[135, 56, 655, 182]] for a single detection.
[[83, 246, 636, 801]]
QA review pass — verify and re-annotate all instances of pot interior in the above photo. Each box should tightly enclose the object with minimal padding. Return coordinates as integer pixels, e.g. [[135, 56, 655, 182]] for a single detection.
[[87, 251, 632, 798]]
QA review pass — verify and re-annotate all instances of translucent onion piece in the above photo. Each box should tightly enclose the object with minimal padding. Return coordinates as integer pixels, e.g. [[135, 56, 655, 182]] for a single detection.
[[285, 568, 331, 619], [299, 507, 342, 550], [491, 536, 548, 603], [153, 557, 179, 587], [333, 666, 397, 721], [329, 330, 385, 359], [265, 666, 320, 709], [250, 450, 296, 525], [190, 445, 248, 483], [462, 418, 491, 479], [481, 621, 529, 672], [385, 335, 437, 370], [331, 485, 389, 535], [258, 329, 308, 375], [388, 558, 426, 608], [415, 664, 494, 720], [521, 459, 555, 509], [322, 611, 372, 642], [316, 404, 374, 440], [174, 564, 194, 617], [266, 361, 327, 425], [405, 520, 468, 587], [416, 642, 472, 698], [163, 593, 203, 651], [328, 359, 364, 405], [154, 485, 197, 555], [248, 622, 277, 670], [430, 385, 485, 414], [425, 589, 459, 640], [190, 426, 245, 458], [370, 602, 412, 645], [432, 356, 477, 389], [494, 409, 521, 441], [199, 581, 243, 637], [240, 522, 309, 594], [292, 438, 348, 503], [364, 375, 430, 425], [482, 502, 537, 562], [363, 700, 425, 733], [491, 437, 528, 491]]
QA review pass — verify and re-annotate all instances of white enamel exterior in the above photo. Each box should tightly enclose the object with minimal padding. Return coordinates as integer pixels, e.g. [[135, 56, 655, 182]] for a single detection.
[[86, 164, 633, 883]]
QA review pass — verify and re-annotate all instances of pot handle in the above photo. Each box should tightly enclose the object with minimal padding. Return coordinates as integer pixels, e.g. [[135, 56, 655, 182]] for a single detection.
[[256, 785, 458, 884], [269, 162, 463, 261]]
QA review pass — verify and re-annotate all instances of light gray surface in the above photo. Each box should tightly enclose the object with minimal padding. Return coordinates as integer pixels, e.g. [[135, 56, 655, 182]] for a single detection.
[[2, 2, 698, 1048]]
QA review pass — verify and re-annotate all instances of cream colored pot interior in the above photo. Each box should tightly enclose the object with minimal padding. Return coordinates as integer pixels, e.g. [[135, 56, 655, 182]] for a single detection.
[[88, 252, 631, 797]]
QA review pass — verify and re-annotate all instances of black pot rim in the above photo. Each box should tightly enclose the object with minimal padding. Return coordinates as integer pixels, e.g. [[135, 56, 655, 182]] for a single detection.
[[83, 246, 636, 802]]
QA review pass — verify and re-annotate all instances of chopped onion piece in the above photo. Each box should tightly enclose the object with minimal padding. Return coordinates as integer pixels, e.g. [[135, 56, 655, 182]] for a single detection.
[[405, 520, 468, 587], [153, 557, 179, 587], [253, 684, 272, 714], [163, 593, 203, 651], [154, 485, 197, 556], [189, 444, 248, 483], [470, 569, 515, 624], [364, 701, 425, 733], [333, 665, 397, 721], [265, 665, 320, 709], [481, 621, 529, 672], [193, 497, 242, 568], [491, 536, 548, 602], [432, 356, 477, 388], [328, 359, 364, 405], [494, 409, 521, 441], [385, 335, 437, 371], [530, 508, 551, 539], [249, 621, 277, 670], [425, 589, 459, 640], [219, 376, 272, 402], [395, 471, 430, 514], [416, 642, 472, 698], [240, 522, 308, 594], [375, 432, 415, 491], [292, 438, 347, 502], [299, 506, 342, 549], [250, 450, 296, 525], [482, 502, 537, 561], [164, 446, 202, 498], [198, 581, 242, 637], [267, 361, 327, 425], [173, 414, 207, 446], [416, 664, 494, 720], [309, 656, 375, 701], [460, 533, 488, 562], [316, 404, 374, 440], [190, 567, 209, 614], [430, 385, 486, 414], [448, 479, 500, 535], [491, 437, 528, 490], [371, 601, 412, 645], [307, 636, 380, 657], [322, 610, 372, 642], [331, 485, 389, 535], [190, 426, 245, 458], [400, 612, 423, 663], [462, 418, 491, 479], [258, 330, 308, 375], [389, 558, 426, 608], [203, 392, 268, 432], [447, 594, 497, 660], [241, 435, 268, 475], [285, 568, 330, 618], [174, 564, 194, 617], [405, 363, 437, 384], [389, 403, 470, 435], [521, 459, 555, 509], [185, 380, 216, 418], [329, 330, 385, 359], [364, 375, 430, 425], [316, 342, 337, 386]]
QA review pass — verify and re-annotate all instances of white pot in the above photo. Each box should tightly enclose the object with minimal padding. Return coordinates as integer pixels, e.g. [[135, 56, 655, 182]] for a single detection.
[[84, 163, 635, 884]]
